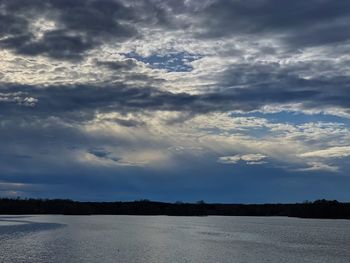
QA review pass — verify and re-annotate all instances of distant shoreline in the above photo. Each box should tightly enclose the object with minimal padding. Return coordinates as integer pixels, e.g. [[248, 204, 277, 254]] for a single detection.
[[1, 198, 350, 219]]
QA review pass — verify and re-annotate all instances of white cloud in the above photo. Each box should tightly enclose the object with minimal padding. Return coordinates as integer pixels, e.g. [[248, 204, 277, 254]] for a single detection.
[[300, 146, 350, 158], [218, 153, 266, 165], [296, 162, 339, 173]]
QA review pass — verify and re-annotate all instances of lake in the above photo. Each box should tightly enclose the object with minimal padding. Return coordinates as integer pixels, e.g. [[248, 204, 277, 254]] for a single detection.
[[0, 215, 349, 262]]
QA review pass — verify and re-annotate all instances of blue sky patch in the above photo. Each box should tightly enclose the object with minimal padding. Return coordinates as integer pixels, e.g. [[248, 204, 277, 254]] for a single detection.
[[124, 51, 202, 72]]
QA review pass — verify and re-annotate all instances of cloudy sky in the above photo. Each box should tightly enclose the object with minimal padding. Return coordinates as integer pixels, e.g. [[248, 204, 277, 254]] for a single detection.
[[1, 0, 350, 203]]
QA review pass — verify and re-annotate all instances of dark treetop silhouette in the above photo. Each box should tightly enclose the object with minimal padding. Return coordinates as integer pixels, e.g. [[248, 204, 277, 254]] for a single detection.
[[0, 198, 349, 219]]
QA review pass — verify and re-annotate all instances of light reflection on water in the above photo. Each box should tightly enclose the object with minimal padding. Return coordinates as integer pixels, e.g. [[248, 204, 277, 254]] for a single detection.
[[0, 215, 349, 263]]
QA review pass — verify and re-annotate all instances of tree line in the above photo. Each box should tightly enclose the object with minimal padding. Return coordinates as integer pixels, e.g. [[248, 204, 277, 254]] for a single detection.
[[0, 198, 349, 219]]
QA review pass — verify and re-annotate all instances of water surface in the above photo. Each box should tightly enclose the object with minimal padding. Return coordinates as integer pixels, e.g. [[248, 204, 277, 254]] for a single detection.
[[0, 215, 349, 262]]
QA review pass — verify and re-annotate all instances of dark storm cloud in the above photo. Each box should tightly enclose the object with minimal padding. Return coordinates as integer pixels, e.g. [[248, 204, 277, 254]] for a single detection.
[[0, 0, 139, 59], [2, 0, 350, 60], [198, 0, 350, 47], [1, 68, 350, 121], [88, 148, 121, 162], [1, 30, 94, 60], [113, 118, 144, 127], [0, 83, 195, 120], [0, 11, 28, 36], [0, 0, 189, 60], [96, 59, 137, 71], [88, 148, 111, 159]]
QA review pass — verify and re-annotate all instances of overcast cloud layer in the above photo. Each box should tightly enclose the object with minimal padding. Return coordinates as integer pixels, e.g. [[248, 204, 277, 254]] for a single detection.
[[1, 0, 350, 202]]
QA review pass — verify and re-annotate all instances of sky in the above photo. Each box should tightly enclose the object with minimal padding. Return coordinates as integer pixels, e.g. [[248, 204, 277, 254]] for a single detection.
[[1, 0, 350, 203]]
